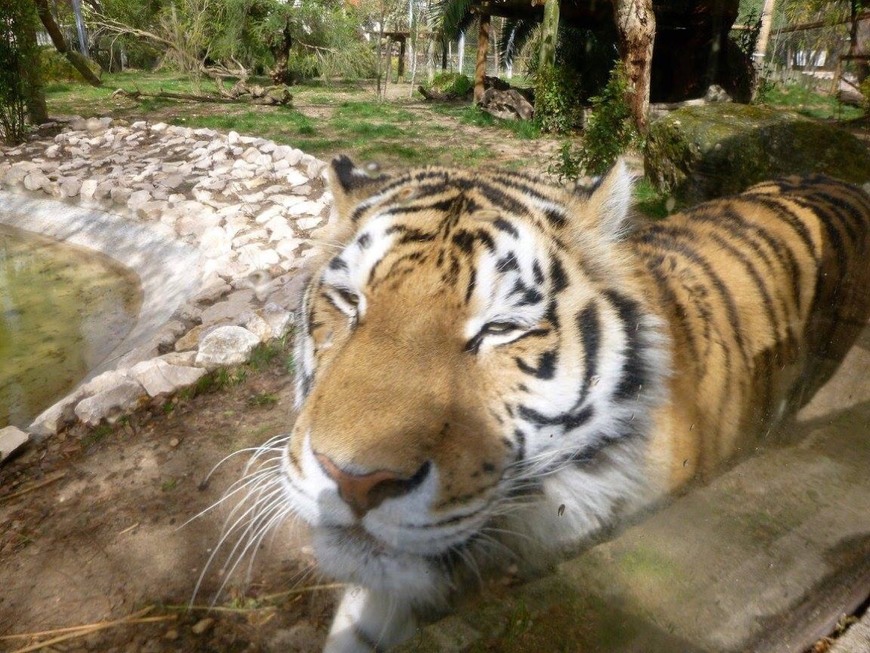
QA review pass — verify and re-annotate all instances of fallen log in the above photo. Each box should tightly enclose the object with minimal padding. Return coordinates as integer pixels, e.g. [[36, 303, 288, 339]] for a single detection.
[[111, 88, 241, 104], [110, 85, 293, 107]]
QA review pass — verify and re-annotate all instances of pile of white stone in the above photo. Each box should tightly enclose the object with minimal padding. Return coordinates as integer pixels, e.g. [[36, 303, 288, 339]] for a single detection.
[[0, 116, 332, 445]]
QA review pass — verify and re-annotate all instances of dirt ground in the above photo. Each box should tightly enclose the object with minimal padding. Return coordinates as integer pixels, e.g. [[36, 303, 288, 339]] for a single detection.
[[0, 352, 339, 653]]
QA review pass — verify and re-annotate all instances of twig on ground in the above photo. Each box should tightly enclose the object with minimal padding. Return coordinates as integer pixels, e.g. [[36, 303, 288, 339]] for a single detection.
[[0, 471, 67, 504], [3, 607, 177, 653]]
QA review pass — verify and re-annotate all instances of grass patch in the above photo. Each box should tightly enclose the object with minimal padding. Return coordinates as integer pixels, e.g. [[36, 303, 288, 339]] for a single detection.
[[761, 83, 863, 121], [633, 178, 672, 220], [248, 392, 279, 408], [81, 423, 113, 449]]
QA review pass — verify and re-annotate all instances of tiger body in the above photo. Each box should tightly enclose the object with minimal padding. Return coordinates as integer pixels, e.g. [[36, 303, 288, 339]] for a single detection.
[[276, 158, 870, 652]]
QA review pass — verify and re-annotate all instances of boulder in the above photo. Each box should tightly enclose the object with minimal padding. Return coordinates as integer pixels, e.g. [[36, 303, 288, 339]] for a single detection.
[[128, 359, 207, 397], [74, 380, 146, 425], [195, 326, 260, 369], [0, 426, 29, 464], [644, 104, 870, 204]]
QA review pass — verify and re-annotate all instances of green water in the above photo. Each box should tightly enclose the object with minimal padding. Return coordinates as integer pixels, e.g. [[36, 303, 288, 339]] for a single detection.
[[0, 224, 143, 429]]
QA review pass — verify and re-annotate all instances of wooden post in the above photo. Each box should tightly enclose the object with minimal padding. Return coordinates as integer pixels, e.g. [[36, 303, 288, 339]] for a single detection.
[[753, 0, 777, 68], [474, 13, 491, 103], [398, 36, 406, 79], [540, 0, 560, 72], [613, 0, 655, 134]]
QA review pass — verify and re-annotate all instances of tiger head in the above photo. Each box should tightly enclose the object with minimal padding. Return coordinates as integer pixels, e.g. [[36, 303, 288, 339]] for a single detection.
[[283, 157, 669, 605]]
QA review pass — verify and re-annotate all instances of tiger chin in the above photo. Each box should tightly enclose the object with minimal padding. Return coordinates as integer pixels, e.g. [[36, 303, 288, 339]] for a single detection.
[[241, 156, 870, 652]]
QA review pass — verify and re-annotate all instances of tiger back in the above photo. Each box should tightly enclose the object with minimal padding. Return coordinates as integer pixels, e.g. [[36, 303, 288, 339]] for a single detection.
[[270, 157, 870, 652]]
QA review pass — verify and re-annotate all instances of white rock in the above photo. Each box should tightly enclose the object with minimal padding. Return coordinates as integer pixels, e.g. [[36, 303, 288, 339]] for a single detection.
[[23, 172, 49, 191], [195, 326, 260, 369], [306, 160, 326, 178], [276, 238, 302, 258], [255, 204, 284, 224], [151, 122, 169, 133], [45, 144, 61, 157], [127, 189, 152, 210], [0, 426, 29, 464], [60, 177, 82, 197], [200, 225, 233, 258], [260, 302, 293, 338], [199, 289, 256, 325], [242, 312, 273, 342], [158, 350, 198, 367], [227, 130, 240, 145], [79, 370, 129, 396], [129, 359, 207, 397], [3, 165, 29, 186], [74, 380, 145, 425], [85, 117, 104, 131], [28, 398, 77, 438], [80, 178, 98, 200], [111, 187, 131, 205], [283, 168, 309, 187], [295, 216, 323, 230], [265, 216, 294, 240], [286, 149, 304, 166], [287, 200, 321, 217]]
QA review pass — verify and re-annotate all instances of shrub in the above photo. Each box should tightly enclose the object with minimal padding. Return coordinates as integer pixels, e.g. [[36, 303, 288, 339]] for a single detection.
[[549, 63, 641, 179], [861, 77, 870, 113], [0, 0, 43, 144], [534, 65, 584, 134], [429, 72, 473, 98]]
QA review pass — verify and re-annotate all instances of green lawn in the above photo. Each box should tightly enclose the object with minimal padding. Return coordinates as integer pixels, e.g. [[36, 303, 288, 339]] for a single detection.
[[42, 72, 546, 169], [760, 83, 864, 121]]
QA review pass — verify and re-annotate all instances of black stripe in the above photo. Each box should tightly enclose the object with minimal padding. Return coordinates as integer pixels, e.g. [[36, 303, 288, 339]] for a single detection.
[[465, 267, 476, 304], [549, 257, 568, 293], [637, 226, 751, 367], [708, 232, 780, 338], [577, 302, 600, 400], [693, 204, 803, 313], [515, 350, 558, 379], [513, 428, 527, 462], [493, 217, 519, 237], [328, 257, 347, 271], [603, 290, 648, 400], [357, 233, 371, 249], [745, 195, 818, 262], [532, 260, 544, 284], [519, 404, 594, 430], [496, 252, 519, 272]]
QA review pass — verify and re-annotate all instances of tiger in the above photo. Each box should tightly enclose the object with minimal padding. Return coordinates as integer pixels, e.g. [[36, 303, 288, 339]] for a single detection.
[[235, 156, 870, 653]]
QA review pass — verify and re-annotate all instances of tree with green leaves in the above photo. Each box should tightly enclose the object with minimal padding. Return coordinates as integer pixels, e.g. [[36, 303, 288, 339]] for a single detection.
[[1, 0, 48, 143]]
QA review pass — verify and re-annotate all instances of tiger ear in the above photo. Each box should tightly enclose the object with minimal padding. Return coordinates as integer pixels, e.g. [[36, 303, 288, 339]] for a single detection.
[[327, 155, 392, 220], [582, 158, 635, 242]]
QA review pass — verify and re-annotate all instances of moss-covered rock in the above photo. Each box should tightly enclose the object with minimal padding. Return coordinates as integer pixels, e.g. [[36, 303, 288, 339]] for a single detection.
[[644, 103, 870, 204]]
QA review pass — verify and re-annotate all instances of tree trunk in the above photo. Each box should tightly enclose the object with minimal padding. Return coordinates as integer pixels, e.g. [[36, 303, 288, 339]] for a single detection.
[[613, 0, 655, 134], [33, 0, 102, 87], [540, 0, 560, 71], [850, 0, 869, 83], [398, 37, 406, 78], [21, 16, 48, 124], [753, 0, 776, 67], [474, 13, 491, 103]]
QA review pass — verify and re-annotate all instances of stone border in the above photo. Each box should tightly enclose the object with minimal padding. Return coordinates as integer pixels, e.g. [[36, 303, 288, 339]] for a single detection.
[[0, 118, 331, 441]]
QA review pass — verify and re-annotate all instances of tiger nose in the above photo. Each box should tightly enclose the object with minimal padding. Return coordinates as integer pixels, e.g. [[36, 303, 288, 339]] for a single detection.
[[315, 454, 431, 518]]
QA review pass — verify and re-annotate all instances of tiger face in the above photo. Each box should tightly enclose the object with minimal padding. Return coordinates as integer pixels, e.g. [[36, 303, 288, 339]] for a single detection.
[[283, 157, 669, 608]]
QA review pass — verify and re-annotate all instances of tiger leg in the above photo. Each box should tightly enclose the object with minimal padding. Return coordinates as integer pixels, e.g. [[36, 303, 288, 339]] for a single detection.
[[323, 586, 417, 653]]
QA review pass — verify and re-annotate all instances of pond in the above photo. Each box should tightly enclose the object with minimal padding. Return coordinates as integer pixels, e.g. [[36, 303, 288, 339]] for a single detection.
[[0, 223, 143, 429]]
